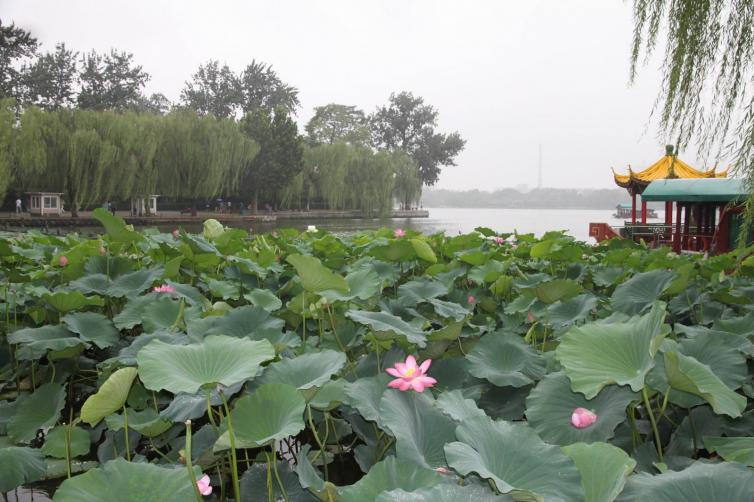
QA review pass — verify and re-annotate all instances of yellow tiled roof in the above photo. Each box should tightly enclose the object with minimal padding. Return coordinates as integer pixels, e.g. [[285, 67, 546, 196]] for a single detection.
[[613, 154, 727, 189]]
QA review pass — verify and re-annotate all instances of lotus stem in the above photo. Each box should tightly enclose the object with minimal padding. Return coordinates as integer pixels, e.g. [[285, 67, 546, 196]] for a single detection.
[[64, 422, 72, 478], [184, 420, 204, 502], [271, 440, 289, 502], [642, 387, 663, 461], [325, 304, 347, 353], [306, 404, 328, 481], [123, 405, 131, 461], [219, 390, 241, 502], [206, 393, 218, 432], [301, 292, 306, 344]]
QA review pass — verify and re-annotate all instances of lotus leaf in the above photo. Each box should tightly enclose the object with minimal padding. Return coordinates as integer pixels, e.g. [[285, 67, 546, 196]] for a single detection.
[[81, 367, 137, 426], [562, 442, 636, 502], [8, 382, 66, 442], [466, 331, 545, 387]]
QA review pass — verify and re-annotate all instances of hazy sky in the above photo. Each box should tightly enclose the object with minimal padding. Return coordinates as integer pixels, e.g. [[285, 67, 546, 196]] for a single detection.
[[4, 0, 710, 190]]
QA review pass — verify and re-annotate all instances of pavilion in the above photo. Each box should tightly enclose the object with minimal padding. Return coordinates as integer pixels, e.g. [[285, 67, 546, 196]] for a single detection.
[[612, 145, 728, 226]]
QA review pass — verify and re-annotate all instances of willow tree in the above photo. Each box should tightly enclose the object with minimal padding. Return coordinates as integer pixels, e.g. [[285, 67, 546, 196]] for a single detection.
[[630, 1, 754, 184], [345, 147, 396, 217], [392, 151, 422, 210], [155, 111, 257, 204], [0, 100, 15, 201]]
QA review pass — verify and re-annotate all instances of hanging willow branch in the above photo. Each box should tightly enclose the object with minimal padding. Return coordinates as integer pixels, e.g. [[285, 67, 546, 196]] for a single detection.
[[630, 0, 753, 174]]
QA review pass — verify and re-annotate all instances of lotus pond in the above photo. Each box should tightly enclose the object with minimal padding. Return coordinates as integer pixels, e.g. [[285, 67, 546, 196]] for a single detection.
[[1, 209, 753, 501]]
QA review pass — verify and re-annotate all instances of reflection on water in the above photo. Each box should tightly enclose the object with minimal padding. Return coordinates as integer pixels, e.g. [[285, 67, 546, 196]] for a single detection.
[[52, 207, 659, 242]]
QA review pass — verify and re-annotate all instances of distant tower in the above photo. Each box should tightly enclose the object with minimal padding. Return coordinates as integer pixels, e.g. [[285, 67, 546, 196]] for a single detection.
[[537, 144, 543, 189]]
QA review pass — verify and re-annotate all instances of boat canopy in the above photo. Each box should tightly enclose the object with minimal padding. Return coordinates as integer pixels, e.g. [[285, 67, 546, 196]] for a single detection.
[[613, 145, 727, 193], [641, 178, 748, 202]]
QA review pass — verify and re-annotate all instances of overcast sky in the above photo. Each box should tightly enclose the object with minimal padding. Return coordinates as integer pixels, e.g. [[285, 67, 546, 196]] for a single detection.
[[5, 0, 712, 190]]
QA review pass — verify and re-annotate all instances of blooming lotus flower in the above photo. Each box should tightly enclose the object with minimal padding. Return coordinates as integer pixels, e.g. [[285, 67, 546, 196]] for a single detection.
[[196, 474, 212, 496], [307, 225, 317, 232], [493, 236, 505, 245], [394, 228, 406, 238], [468, 295, 476, 305], [154, 284, 175, 294], [387, 355, 436, 392], [59, 256, 68, 267], [571, 407, 597, 428]]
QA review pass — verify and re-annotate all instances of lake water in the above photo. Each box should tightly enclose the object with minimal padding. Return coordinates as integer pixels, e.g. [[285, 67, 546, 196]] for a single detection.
[[18, 207, 662, 242], [253, 207, 662, 242]]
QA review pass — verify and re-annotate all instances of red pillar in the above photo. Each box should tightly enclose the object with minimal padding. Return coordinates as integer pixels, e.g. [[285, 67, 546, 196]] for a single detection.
[[665, 201, 672, 225], [674, 203, 682, 252], [641, 199, 647, 224], [631, 192, 637, 224]]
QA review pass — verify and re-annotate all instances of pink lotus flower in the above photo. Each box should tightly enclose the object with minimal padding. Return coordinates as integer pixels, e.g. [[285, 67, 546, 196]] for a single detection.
[[493, 236, 505, 245], [571, 407, 597, 428], [394, 228, 406, 238], [468, 295, 476, 305], [435, 467, 450, 475], [387, 355, 437, 392], [59, 256, 68, 267], [196, 474, 212, 496], [154, 284, 175, 294], [527, 310, 536, 323], [172, 229, 179, 239]]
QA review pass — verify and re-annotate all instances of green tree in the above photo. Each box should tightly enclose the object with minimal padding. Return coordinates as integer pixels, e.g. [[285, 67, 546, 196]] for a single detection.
[[0, 20, 37, 100], [135, 93, 172, 115], [345, 147, 396, 217], [306, 104, 370, 145], [238, 60, 299, 115], [0, 99, 15, 201], [180, 60, 241, 118], [22, 42, 78, 110], [391, 151, 422, 210], [78, 49, 150, 111], [370, 91, 465, 186], [240, 108, 304, 211], [629, 0, 753, 181]]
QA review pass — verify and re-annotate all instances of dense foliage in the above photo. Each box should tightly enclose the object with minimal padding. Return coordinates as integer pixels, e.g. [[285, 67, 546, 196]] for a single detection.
[[1, 214, 753, 500]]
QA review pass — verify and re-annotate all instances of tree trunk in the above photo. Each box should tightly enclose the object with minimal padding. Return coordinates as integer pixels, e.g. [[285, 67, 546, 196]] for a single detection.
[[252, 189, 259, 214]]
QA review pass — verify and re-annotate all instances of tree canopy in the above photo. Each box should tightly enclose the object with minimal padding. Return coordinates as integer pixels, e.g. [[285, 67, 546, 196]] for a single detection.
[[77, 49, 150, 111], [0, 20, 38, 100], [630, 0, 753, 182], [305, 103, 370, 145], [370, 91, 465, 186]]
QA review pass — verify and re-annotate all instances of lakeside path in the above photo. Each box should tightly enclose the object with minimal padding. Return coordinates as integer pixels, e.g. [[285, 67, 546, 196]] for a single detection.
[[0, 208, 429, 230]]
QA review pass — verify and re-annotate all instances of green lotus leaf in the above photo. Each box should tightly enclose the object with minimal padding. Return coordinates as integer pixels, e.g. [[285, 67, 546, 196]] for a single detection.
[[427, 298, 469, 320], [7, 324, 84, 360], [137, 335, 275, 394], [663, 350, 746, 418], [375, 483, 511, 501], [80, 367, 137, 426], [379, 390, 457, 469], [106, 267, 165, 298], [84, 255, 133, 278], [189, 305, 285, 341], [243, 288, 283, 311], [678, 331, 748, 389], [703, 437, 754, 466], [444, 415, 584, 501], [556, 302, 668, 398], [53, 457, 199, 502], [309, 378, 349, 410], [69, 273, 111, 295], [93, 208, 142, 243], [208, 278, 241, 300], [611, 269, 675, 315], [526, 372, 636, 445], [466, 331, 545, 387], [346, 310, 427, 347], [287, 253, 349, 293], [8, 382, 66, 442], [345, 374, 391, 424], [547, 294, 598, 328], [158, 382, 242, 423], [41, 425, 91, 458], [397, 278, 449, 306], [340, 456, 444, 502], [562, 442, 636, 502], [105, 408, 172, 437], [240, 461, 317, 502], [141, 295, 185, 332], [409, 239, 437, 263], [0, 444, 46, 492], [533, 278, 583, 304], [43, 290, 104, 313], [258, 350, 346, 391], [436, 389, 487, 422], [616, 461, 754, 501], [215, 383, 305, 449], [62, 312, 119, 349], [112, 295, 154, 330]]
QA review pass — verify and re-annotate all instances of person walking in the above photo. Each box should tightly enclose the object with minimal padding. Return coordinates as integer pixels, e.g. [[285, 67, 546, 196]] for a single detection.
[[15, 197, 22, 214]]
